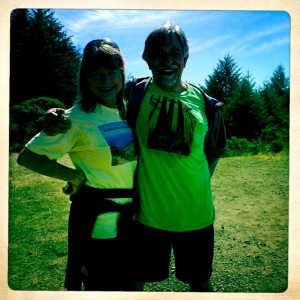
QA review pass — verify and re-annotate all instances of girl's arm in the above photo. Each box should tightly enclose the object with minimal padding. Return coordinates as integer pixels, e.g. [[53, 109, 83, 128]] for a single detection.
[[17, 148, 86, 193]]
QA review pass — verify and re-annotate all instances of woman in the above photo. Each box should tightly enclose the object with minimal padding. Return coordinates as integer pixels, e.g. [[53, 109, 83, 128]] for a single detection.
[[17, 39, 137, 291]]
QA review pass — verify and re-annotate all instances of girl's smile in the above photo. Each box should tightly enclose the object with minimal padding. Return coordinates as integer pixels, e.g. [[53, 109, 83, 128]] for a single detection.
[[87, 67, 122, 108]]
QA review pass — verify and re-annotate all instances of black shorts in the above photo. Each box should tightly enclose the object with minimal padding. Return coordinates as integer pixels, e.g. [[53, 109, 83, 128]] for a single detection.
[[128, 221, 214, 284]]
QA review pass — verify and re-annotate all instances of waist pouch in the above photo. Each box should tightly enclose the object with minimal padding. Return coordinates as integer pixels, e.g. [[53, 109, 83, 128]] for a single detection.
[[69, 185, 139, 236], [73, 184, 138, 200]]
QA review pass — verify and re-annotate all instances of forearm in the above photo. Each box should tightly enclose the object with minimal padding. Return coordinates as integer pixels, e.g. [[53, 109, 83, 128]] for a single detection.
[[206, 157, 219, 177], [17, 148, 86, 186]]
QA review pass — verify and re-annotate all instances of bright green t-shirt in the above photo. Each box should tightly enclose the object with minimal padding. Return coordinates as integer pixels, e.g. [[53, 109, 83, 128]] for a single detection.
[[134, 81, 214, 232]]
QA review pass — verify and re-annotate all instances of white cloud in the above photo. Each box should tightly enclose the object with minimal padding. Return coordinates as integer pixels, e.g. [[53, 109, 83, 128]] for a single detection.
[[210, 23, 290, 58], [189, 35, 232, 53], [54, 9, 290, 79], [61, 10, 183, 33], [242, 23, 290, 43], [250, 37, 290, 54]]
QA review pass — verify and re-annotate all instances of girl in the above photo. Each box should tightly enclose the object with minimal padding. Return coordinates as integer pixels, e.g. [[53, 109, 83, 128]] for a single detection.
[[17, 39, 137, 291]]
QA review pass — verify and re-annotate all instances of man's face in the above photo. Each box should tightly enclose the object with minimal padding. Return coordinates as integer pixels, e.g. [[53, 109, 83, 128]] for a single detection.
[[147, 36, 189, 93]]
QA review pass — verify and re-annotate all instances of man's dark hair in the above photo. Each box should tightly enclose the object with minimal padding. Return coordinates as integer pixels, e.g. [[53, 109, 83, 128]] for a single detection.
[[142, 21, 189, 62]]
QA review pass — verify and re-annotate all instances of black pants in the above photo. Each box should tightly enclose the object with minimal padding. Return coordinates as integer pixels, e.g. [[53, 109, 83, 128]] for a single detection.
[[83, 238, 130, 291]]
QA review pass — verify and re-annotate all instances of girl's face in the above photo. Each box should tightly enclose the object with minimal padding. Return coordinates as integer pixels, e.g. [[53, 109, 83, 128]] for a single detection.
[[87, 66, 123, 108]]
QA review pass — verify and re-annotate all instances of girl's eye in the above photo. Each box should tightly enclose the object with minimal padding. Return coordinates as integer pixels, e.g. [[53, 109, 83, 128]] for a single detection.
[[90, 71, 101, 77], [90, 70, 119, 78]]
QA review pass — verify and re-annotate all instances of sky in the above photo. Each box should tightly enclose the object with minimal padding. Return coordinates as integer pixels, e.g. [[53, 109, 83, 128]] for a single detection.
[[53, 9, 290, 88]]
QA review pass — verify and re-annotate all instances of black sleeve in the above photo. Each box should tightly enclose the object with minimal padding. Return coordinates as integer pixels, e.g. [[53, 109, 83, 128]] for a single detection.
[[204, 109, 227, 177]]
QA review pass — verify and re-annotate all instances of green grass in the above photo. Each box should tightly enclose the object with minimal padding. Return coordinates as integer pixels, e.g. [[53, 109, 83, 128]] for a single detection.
[[8, 152, 289, 292]]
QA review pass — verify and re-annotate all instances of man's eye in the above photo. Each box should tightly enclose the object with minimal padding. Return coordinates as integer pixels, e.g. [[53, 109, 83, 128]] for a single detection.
[[151, 51, 162, 57], [171, 51, 181, 57], [151, 50, 182, 58]]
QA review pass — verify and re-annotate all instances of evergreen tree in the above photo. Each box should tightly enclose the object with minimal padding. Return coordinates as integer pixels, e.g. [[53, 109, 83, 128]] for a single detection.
[[258, 65, 289, 152], [269, 64, 289, 120], [10, 9, 33, 103], [10, 9, 81, 107], [202, 54, 243, 139], [270, 64, 289, 97], [259, 65, 289, 121], [226, 72, 263, 139], [203, 54, 241, 102]]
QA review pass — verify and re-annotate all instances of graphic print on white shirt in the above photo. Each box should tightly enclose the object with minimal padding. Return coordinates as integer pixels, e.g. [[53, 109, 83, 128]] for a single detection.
[[97, 121, 136, 166]]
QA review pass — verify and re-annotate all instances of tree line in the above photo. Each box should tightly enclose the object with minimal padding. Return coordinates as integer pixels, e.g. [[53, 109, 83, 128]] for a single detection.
[[10, 9, 289, 155], [201, 55, 289, 155]]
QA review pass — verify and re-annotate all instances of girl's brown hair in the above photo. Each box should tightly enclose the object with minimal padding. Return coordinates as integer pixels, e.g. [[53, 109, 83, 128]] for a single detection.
[[78, 39, 126, 118]]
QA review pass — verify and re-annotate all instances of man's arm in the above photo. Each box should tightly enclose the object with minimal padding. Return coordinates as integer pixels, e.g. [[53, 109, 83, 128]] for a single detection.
[[204, 109, 227, 177], [17, 148, 86, 194], [43, 108, 72, 136]]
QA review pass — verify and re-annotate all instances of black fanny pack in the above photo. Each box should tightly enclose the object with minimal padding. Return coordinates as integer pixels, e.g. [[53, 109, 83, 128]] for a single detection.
[[69, 185, 139, 237], [75, 184, 138, 199]]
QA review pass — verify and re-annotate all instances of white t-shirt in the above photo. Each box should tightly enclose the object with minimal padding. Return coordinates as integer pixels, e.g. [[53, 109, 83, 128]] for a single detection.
[[26, 103, 137, 238]]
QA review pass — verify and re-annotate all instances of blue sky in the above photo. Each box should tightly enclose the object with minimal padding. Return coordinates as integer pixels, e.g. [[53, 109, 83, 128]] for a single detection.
[[53, 10, 290, 88]]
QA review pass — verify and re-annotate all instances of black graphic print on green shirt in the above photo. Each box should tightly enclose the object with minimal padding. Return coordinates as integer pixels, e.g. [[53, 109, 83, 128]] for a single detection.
[[147, 95, 196, 156]]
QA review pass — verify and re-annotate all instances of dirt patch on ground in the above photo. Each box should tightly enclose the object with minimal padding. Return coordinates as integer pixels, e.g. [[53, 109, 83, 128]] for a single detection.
[[144, 155, 289, 292]]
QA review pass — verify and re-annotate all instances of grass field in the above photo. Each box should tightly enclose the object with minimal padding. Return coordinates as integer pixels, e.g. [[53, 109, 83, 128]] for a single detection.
[[8, 152, 289, 292]]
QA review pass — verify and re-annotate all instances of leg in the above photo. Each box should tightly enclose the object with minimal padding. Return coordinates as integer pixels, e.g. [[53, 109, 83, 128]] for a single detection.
[[126, 221, 172, 285], [173, 224, 215, 292], [84, 238, 123, 291], [65, 198, 90, 290]]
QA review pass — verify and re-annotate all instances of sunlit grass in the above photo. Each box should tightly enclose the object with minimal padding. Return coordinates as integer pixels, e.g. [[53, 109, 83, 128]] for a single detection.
[[8, 152, 289, 292]]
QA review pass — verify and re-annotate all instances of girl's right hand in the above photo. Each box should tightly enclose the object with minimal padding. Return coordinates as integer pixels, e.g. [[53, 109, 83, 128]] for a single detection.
[[63, 170, 86, 195]]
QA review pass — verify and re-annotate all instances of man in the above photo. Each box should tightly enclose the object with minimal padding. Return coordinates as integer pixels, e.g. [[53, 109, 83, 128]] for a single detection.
[[43, 22, 226, 292]]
